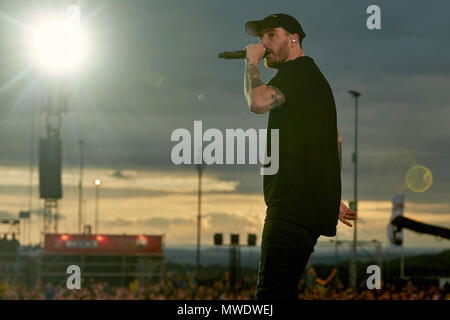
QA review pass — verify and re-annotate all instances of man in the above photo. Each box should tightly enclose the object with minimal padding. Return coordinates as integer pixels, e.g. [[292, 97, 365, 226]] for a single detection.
[[243, 14, 357, 300]]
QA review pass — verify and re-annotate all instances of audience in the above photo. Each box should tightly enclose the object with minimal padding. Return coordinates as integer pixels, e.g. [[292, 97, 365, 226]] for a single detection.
[[0, 274, 448, 300]]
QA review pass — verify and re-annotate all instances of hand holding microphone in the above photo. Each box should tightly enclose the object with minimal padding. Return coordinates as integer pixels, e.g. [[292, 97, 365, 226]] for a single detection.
[[218, 43, 268, 61], [245, 44, 267, 63]]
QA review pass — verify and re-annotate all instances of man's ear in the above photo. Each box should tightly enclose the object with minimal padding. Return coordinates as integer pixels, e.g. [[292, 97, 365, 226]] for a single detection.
[[290, 33, 300, 46]]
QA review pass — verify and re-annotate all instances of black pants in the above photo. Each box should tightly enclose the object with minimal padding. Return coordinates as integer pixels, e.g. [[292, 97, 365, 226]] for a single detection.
[[255, 218, 319, 300]]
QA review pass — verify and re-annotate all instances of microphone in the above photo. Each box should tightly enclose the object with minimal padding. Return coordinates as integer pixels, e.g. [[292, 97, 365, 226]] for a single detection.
[[218, 50, 268, 59], [218, 50, 246, 59]]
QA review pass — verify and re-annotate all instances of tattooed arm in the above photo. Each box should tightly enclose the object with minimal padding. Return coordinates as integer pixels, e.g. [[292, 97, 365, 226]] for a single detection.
[[244, 60, 286, 114]]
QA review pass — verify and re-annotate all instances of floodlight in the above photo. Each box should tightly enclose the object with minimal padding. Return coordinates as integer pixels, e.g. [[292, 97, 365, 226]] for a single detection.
[[31, 16, 87, 73]]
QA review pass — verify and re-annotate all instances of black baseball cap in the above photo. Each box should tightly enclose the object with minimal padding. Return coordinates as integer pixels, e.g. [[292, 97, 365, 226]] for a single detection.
[[245, 13, 305, 41]]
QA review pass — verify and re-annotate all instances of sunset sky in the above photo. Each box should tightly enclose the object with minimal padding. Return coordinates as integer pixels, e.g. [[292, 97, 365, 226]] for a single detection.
[[1, 0, 449, 249]]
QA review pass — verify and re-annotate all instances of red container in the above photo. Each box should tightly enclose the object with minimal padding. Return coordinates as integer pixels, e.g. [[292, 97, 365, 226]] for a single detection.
[[44, 233, 163, 255]]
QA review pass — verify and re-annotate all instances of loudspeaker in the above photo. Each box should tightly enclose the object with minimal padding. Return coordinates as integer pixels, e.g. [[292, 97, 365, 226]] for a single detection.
[[39, 136, 62, 199], [230, 234, 239, 245], [247, 234, 256, 246], [19, 211, 31, 219], [214, 233, 223, 245]]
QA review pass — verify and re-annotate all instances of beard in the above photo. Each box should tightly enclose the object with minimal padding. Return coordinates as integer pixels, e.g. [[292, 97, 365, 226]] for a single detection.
[[264, 41, 290, 69]]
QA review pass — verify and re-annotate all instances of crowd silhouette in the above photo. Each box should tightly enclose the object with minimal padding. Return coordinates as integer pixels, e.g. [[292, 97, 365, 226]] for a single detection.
[[0, 273, 448, 300]]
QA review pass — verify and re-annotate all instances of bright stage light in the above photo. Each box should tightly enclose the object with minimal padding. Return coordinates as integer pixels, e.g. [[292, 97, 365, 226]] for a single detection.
[[31, 16, 87, 73]]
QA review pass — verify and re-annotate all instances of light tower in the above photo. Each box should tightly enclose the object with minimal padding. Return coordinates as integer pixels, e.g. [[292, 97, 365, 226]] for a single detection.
[[78, 140, 85, 234], [38, 80, 68, 238], [29, 8, 88, 242], [196, 163, 204, 279], [94, 178, 102, 234], [348, 90, 361, 288]]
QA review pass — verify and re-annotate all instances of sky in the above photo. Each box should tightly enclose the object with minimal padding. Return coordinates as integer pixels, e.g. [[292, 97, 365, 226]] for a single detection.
[[0, 0, 449, 249]]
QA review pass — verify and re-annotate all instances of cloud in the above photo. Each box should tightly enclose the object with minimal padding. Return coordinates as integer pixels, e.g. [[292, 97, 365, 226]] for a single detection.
[[0, 0, 449, 248], [0, 166, 240, 195], [102, 211, 258, 238], [100, 211, 260, 245], [406, 203, 450, 215], [111, 170, 133, 179], [103, 216, 193, 228], [359, 201, 450, 215], [204, 212, 258, 231], [22, 208, 66, 220]]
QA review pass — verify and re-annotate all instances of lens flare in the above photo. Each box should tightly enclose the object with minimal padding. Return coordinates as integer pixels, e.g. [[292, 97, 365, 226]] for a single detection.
[[406, 165, 433, 193]]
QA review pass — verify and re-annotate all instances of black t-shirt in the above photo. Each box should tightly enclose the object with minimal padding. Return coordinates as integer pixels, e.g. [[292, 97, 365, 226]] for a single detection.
[[263, 56, 341, 237]]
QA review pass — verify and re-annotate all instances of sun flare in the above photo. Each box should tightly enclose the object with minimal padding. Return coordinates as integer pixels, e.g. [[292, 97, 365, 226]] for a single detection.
[[31, 16, 87, 73]]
